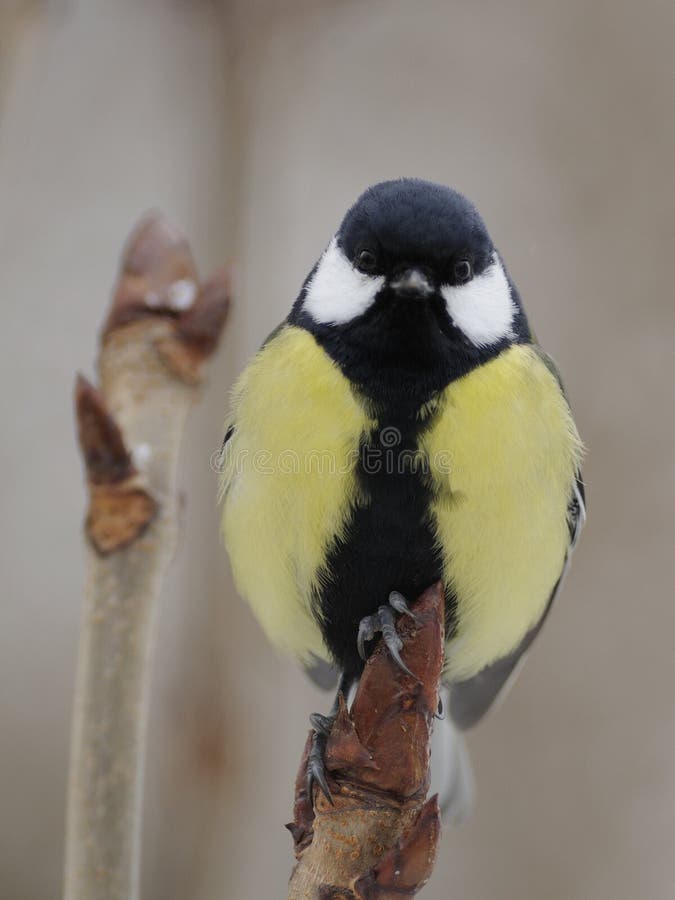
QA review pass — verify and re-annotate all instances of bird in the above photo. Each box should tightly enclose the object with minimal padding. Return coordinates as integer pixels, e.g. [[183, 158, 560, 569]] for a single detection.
[[218, 178, 585, 819]]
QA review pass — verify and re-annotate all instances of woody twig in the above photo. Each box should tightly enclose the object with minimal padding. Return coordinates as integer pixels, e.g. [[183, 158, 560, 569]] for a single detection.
[[64, 215, 229, 900], [287, 582, 444, 899]]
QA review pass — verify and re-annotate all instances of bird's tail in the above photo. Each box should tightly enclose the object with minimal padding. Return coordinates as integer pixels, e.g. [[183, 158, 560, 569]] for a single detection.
[[430, 687, 475, 823]]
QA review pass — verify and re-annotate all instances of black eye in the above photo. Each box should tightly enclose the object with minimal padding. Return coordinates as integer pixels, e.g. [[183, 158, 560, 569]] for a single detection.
[[356, 248, 378, 273], [453, 259, 473, 283]]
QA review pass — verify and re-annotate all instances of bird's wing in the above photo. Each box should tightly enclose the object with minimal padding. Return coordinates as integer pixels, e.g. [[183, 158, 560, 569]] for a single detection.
[[303, 655, 340, 691], [529, 344, 586, 552], [448, 469, 586, 731]]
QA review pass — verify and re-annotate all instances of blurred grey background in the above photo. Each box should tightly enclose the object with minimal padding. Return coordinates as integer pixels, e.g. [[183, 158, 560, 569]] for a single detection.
[[1, 1, 674, 898]]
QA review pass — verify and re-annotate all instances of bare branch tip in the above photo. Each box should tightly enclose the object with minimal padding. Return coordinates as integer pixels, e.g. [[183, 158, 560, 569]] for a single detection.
[[152, 269, 232, 384], [121, 212, 192, 276], [175, 268, 232, 348], [103, 212, 199, 338]]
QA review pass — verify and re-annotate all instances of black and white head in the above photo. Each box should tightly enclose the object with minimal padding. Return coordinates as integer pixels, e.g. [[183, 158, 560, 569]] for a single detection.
[[291, 179, 530, 399]]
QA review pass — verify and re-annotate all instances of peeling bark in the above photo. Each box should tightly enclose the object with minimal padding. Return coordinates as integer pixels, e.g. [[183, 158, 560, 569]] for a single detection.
[[63, 215, 229, 900], [287, 584, 445, 899]]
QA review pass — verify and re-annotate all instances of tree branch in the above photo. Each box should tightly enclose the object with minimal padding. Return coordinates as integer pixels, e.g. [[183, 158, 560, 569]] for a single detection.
[[287, 583, 445, 899], [64, 215, 229, 900]]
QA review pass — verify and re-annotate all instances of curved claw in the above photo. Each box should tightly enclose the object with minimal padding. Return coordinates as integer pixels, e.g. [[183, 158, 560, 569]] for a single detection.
[[357, 601, 420, 680], [388, 590, 420, 623], [357, 615, 377, 661], [379, 608, 403, 654], [307, 725, 334, 805], [385, 638, 417, 680], [305, 675, 354, 809]]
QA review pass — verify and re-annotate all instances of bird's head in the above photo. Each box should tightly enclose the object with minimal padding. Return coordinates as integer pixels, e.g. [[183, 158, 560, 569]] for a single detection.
[[291, 179, 530, 400]]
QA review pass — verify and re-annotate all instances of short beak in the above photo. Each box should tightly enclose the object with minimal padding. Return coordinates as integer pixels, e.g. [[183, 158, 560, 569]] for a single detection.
[[389, 268, 434, 299]]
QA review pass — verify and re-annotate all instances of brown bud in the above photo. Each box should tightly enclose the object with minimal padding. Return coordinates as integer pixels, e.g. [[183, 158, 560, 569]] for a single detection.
[[75, 374, 133, 485], [155, 270, 231, 384], [74, 375, 157, 554], [325, 693, 377, 776]]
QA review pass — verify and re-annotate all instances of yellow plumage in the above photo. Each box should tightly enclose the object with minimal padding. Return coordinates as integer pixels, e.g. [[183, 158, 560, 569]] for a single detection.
[[220, 325, 370, 663], [422, 344, 583, 678], [220, 326, 583, 679]]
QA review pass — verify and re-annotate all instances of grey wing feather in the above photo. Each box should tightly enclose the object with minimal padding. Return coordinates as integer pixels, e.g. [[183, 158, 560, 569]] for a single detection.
[[448, 598, 553, 729], [449, 471, 586, 731], [568, 475, 586, 549], [221, 423, 235, 450], [303, 655, 340, 691]]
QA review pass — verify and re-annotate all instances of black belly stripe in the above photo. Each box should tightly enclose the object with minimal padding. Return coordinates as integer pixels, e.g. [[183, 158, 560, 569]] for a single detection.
[[315, 405, 456, 677]]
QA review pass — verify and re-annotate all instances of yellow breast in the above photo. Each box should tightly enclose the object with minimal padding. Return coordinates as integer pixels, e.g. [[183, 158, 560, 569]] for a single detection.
[[220, 325, 371, 664], [421, 344, 583, 679]]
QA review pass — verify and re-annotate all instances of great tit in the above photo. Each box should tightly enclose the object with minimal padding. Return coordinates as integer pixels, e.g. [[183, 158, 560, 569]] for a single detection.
[[219, 178, 585, 818]]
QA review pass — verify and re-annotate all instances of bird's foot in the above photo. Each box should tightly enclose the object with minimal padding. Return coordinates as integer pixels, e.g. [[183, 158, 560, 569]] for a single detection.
[[307, 712, 335, 804], [357, 590, 419, 678], [306, 673, 355, 806]]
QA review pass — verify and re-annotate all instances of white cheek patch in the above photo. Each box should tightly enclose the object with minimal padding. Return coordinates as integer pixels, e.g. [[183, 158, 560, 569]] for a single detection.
[[303, 237, 384, 325], [441, 256, 516, 348]]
